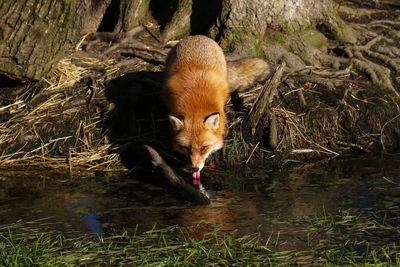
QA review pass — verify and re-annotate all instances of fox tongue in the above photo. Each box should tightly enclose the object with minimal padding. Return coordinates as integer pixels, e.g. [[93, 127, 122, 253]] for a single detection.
[[192, 171, 201, 179], [192, 171, 201, 185]]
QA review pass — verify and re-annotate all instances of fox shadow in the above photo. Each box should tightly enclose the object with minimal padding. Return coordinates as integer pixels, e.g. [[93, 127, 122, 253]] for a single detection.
[[103, 71, 187, 178], [103, 71, 212, 204]]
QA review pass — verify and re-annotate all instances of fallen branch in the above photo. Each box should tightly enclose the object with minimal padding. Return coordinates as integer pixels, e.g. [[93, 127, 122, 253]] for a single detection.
[[242, 62, 285, 143], [121, 143, 210, 205], [335, 140, 370, 153]]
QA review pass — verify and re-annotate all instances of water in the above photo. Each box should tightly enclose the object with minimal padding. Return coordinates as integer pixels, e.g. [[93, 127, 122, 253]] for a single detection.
[[0, 154, 399, 248]]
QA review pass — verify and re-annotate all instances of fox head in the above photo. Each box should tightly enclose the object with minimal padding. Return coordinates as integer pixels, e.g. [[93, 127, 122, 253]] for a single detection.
[[168, 112, 225, 172]]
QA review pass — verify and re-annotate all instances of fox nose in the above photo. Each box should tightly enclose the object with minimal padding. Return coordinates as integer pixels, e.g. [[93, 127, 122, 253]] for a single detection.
[[192, 167, 199, 172]]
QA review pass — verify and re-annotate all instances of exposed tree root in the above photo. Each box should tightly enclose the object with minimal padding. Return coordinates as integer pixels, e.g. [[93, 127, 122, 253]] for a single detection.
[[293, 35, 400, 96], [365, 51, 400, 73], [342, 36, 399, 96], [161, 0, 192, 41], [375, 46, 400, 58], [83, 25, 167, 66], [369, 19, 400, 28], [268, 14, 400, 99], [84, 26, 144, 50], [336, 140, 371, 153], [285, 71, 344, 91]]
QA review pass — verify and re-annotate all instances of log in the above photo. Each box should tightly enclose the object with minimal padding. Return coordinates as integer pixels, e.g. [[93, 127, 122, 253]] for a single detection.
[[143, 145, 210, 205], [120, 142, 210, 205]]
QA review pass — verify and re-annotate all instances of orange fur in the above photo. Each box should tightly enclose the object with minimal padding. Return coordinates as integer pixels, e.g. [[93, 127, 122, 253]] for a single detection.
[[161, 35, 229, 171]]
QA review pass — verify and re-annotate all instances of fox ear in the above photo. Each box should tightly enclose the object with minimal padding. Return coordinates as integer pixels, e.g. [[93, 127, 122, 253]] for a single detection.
[[205, 113, 219, 131], [169, 115, 184, 132]]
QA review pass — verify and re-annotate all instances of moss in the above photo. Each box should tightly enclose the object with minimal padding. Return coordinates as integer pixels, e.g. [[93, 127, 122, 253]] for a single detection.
[[61, 0, 75, 29], [265, 32, 290, 50], [300, 28, 328, 52], [284, 20, 312, 34], [0, 60, 24, 79], [247, 34, 265, 57], [222, 23, 328, 65], [173, 23, 191, 40], [324, 9, 358, 44], [285, 36, 313, 65], [220, 29, 266, 57]]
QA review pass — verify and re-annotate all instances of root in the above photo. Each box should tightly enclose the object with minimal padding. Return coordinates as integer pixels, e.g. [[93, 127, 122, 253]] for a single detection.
[[273, 30, 397, 96], [289, 75, 341, 91], [83, 25, 168, 65], [335, 141, 370, 153], [329, 35, 400, 96], [370, 20, 400, 28], [294, 16, 400, 97], [352, 58, 394, 91], [84, 26, 144, 50], [363, 50, 400, 73], [284, 66, 350, 91], [375, 46, 400, 57], [161, 0, 192, 41]]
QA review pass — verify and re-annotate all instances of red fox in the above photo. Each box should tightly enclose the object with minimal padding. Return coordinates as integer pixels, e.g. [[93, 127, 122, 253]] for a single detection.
[[162, 35, 270, 182]]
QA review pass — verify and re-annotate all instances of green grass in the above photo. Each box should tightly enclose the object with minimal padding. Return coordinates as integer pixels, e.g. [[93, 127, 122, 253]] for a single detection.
[[311, 209, 400, 266], [1, 208, 399, 266], [0, 225, 291, 267]]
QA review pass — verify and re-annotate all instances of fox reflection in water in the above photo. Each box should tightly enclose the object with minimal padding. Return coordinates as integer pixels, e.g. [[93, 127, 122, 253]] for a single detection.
[[1, 155, 399, 243]]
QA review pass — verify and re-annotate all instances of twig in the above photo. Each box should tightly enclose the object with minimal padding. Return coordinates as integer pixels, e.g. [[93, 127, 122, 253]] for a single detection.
[[143, 24, 163, 44], [245, 62, 286, 136], [245, 142, 259, 164], [335, 140, 370, 153], [380, 113, 400, 150], [68, 147, 72, 178]]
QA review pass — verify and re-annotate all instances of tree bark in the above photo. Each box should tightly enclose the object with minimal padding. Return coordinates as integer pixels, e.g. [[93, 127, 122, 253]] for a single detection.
[[210, 0, 357, 52], [217, 0, 329, 34], [0, 0, 354, 81], [0, 0, 87, 80], [0, 0, 150, 81]]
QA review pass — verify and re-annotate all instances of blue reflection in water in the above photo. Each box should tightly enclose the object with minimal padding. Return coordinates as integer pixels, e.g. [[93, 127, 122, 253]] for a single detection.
[[66, 198, 104, 235], [80, 213, 104, 235]]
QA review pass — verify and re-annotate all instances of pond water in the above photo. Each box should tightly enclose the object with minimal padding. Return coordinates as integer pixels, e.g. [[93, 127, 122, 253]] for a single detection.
[[0, 154, 399, 250]]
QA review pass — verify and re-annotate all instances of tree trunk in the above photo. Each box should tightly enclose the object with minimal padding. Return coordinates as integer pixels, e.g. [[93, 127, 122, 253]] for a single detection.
[[215, 0, 330, 34], [209, 0, 357, 55], [0, 0, 84, 80], [0, 0, 149, 81], [0, 0, 354, 81]]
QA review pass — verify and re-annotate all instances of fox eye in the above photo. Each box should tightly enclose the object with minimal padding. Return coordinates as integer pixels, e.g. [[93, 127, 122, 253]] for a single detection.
[[200, 146, 209, 154]]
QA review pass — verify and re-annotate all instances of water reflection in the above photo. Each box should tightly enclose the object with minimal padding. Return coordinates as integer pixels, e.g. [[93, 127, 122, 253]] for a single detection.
[[66, 198, 104, 235], [0, 154, 399, 243]]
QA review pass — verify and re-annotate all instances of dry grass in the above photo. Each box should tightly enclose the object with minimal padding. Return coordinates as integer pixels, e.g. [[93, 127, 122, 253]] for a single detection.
[[0, 144, 124, 171], [224, 74, 400, 164], [1, 50, 400, 172], [0, 55, 142, 172]]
